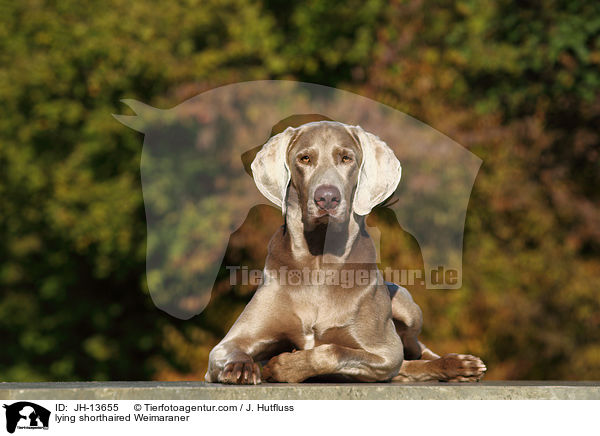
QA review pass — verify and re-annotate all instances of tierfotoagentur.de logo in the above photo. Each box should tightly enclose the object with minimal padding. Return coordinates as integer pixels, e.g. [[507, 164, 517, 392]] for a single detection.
[[113, 81, 481, 320], [2, 402, 50, 434]]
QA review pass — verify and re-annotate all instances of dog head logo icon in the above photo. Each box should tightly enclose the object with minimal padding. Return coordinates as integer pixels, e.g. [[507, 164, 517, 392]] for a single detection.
[[3, 402, 50, 434]]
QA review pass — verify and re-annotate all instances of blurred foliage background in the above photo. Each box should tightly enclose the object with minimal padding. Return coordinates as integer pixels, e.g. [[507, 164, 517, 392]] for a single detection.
[[1, 0, 599, 381]]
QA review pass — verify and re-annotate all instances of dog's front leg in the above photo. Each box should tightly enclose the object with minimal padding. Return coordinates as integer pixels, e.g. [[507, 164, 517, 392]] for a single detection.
[[262, 344, 402, 383], [206, 342, 262, 384], [205, 283, 295, 384]]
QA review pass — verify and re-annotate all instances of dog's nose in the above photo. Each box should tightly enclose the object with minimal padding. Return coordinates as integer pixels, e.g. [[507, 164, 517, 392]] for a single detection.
[[314, 185, 341, 211]]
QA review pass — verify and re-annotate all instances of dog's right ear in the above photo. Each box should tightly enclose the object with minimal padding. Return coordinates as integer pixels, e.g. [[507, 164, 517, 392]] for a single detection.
[[251, 127, 297, 215]]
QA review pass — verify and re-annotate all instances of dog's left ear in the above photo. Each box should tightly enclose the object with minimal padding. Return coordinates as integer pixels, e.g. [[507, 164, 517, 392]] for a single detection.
[[251, 127, 297, 214], [349, 125, 402, 216]]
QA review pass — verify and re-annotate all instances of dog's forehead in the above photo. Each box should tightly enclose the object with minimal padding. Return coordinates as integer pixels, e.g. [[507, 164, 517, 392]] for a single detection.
[[292, 122, 358, 151]]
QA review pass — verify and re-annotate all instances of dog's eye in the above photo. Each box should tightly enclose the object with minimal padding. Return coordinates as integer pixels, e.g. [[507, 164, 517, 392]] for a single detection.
[[300, 155, 311, 164], [341, 155, 352, 163]]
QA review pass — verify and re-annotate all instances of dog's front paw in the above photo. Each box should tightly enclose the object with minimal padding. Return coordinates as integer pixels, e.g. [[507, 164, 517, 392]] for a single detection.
[[262, 352, 308, 383], [435, 353, 487, 382], [218, 361, 262, 384]]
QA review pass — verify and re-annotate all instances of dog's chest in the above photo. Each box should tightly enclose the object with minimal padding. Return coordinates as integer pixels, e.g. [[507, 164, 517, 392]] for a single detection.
[[302, 331, 316, 349], [290, 289, 364, 350]]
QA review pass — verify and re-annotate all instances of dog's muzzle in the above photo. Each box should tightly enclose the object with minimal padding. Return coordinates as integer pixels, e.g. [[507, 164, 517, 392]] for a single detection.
[[314, 184, 341, 213]]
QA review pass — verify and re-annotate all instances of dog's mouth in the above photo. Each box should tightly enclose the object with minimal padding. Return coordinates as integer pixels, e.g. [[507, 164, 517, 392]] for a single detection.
[[310, 210, 346, 226], [314, 213, 332, 224], [304, 195, 348, 228], [316, 209, 333, 217]]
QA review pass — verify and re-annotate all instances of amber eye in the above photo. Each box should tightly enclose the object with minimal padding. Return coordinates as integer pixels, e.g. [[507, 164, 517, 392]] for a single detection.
[[300, 155, 311, 164], [341, 155, 352, 163]]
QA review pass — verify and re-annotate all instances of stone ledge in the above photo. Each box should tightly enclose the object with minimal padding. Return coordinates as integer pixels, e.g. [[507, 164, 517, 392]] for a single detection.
[[1, 382, 599, 400]]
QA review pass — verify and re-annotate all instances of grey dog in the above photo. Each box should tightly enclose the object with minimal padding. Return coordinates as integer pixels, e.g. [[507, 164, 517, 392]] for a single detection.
[[205, 121, 486, 384]]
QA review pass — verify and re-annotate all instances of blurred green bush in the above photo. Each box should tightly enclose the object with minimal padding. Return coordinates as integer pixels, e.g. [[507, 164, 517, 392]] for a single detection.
[[1, 0, 599, 381]]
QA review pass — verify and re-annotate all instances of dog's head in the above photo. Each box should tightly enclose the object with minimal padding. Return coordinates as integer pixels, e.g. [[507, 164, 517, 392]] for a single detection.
[[251, 121, 401, 230]]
